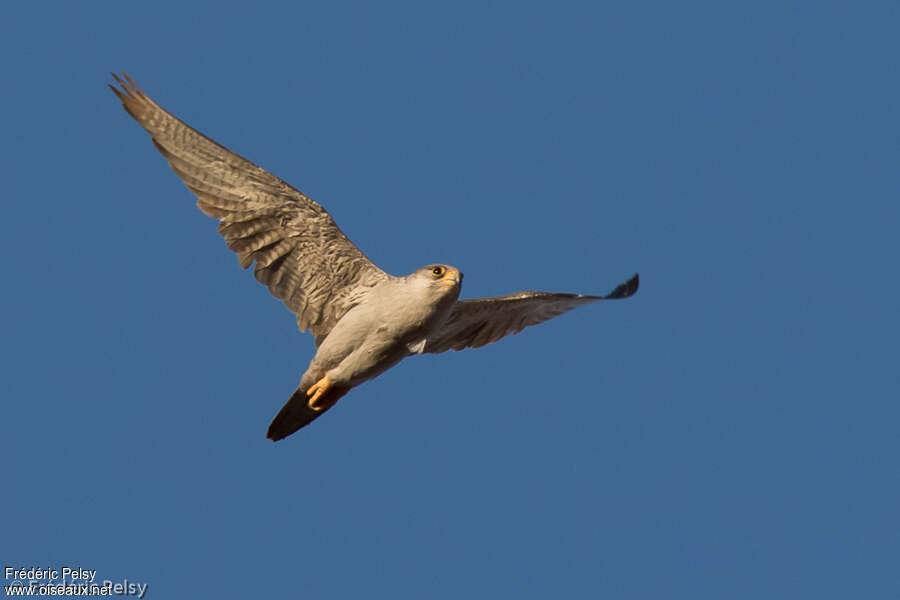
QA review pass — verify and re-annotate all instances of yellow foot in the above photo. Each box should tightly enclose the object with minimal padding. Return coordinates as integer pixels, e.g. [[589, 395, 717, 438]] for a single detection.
[[306, 376, 333, 411]]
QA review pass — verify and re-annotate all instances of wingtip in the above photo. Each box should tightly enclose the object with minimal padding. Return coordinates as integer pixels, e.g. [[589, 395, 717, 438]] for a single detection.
[[108, 72, 128, 100], [605, 272, 639, 299], [108, 71, 142, 100]]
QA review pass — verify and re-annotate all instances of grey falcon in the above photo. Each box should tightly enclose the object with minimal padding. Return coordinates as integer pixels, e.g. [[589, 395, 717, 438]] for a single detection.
[[109, 73, 640, 441]]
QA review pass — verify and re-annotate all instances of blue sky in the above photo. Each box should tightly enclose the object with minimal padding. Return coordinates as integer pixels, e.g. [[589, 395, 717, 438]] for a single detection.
[[2, 1, 897, 598]]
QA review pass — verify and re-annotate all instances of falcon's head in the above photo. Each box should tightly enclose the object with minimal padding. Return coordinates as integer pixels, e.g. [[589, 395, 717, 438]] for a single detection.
[[409, 264, 463, 301]]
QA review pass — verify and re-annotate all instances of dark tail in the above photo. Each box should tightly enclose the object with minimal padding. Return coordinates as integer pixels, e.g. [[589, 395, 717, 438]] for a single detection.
[[266, 385, 350, 441]]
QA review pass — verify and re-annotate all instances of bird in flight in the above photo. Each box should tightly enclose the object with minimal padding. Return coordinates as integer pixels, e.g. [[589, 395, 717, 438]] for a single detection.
[[109, 72, 639, 441]]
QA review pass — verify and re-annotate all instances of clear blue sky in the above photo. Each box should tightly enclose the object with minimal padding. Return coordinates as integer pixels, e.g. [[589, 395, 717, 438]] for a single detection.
[[2, 2, 897, 599]]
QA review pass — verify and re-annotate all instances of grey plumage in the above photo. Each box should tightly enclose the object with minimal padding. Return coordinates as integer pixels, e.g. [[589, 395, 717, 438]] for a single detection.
[[109, 73, 387, 344], [424, 275, 639, 353], [110, 72, 639, 441]]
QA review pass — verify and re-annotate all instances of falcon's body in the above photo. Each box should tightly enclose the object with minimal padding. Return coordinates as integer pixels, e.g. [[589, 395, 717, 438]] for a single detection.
[[110, 73, 639, 441], [306, 266, 461, 389], [270, 265, 462, 439]]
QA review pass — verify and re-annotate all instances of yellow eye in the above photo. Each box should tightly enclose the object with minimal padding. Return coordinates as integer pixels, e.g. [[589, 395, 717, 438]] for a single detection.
[[431, 266, 446, 278]]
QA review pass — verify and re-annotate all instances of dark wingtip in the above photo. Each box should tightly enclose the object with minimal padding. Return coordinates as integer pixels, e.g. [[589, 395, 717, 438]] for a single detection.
[[108, 71, 141, 100], [604, 273, 639, 299], [108, 73, 129, 104]]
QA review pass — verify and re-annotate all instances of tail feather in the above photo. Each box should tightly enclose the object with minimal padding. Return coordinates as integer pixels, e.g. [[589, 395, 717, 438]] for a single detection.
[[266, 385, 350, 441]]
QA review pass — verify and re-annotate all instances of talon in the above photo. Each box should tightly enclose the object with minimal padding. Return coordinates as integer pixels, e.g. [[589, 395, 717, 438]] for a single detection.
[[306, 376, 332, 411]]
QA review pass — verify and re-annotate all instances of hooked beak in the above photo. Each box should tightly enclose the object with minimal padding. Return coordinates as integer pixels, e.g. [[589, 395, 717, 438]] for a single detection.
[[442, 268, 463, 287]]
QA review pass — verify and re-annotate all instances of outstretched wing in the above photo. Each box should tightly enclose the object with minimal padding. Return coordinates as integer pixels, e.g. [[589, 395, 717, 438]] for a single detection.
[[110, 72, 388, 342], [424, 273, 638, 353]]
